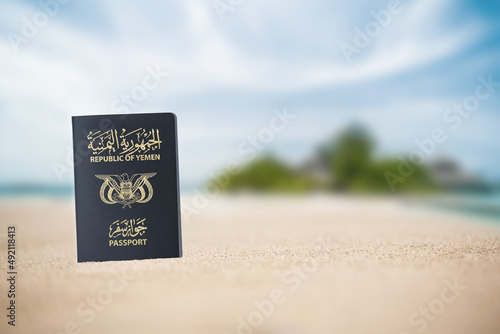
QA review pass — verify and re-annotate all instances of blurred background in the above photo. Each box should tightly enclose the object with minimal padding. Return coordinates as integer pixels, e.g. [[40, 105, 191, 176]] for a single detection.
[[1, 0, 499, 219]]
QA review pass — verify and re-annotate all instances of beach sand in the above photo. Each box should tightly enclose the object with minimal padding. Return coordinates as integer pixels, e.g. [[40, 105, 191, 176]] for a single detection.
[[1, 195, 499, 334]]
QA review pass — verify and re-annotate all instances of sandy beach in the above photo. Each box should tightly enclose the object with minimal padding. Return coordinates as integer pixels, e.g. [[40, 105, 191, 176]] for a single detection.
[[1, 195, 499, 334]]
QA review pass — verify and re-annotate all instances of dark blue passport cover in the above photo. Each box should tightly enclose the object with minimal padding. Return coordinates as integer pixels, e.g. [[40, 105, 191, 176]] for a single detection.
[[72, 112, 182, 262]]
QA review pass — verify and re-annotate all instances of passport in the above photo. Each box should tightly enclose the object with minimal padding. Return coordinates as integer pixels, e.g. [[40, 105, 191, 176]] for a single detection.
[[72, 112, 182, 262]]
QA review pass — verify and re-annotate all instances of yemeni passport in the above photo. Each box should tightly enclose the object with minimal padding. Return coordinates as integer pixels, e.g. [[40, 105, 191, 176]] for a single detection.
[[72, 112, 182, 262]]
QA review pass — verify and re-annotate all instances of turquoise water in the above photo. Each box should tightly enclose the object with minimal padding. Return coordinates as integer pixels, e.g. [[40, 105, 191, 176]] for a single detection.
[[0, 184, 74, 198], [0, 182, 199, 198], [428, 193, 500, 223], [1, 184, 499, 223]]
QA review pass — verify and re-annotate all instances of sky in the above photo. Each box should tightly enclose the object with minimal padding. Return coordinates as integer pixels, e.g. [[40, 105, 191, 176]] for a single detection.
[[0, 0, 499, 189]]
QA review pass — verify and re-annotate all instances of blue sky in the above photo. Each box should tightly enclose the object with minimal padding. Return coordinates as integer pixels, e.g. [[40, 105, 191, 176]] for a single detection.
[[0, 0, 499, 188]]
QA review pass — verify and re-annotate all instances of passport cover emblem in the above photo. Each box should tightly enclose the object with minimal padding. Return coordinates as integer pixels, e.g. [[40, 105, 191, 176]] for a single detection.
[[95, 172, 156, 208], [72, 113, 182, 262]]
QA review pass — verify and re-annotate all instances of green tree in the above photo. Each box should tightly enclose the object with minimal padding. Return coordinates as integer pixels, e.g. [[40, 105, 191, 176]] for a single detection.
[[320, 123, 373, 191], [212, 155, 316, 193], [320, 124, 436, 193]]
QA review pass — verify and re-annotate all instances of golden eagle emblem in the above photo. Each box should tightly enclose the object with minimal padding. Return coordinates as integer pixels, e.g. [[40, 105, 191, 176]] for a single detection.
[[95, 173, 156, 208]]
